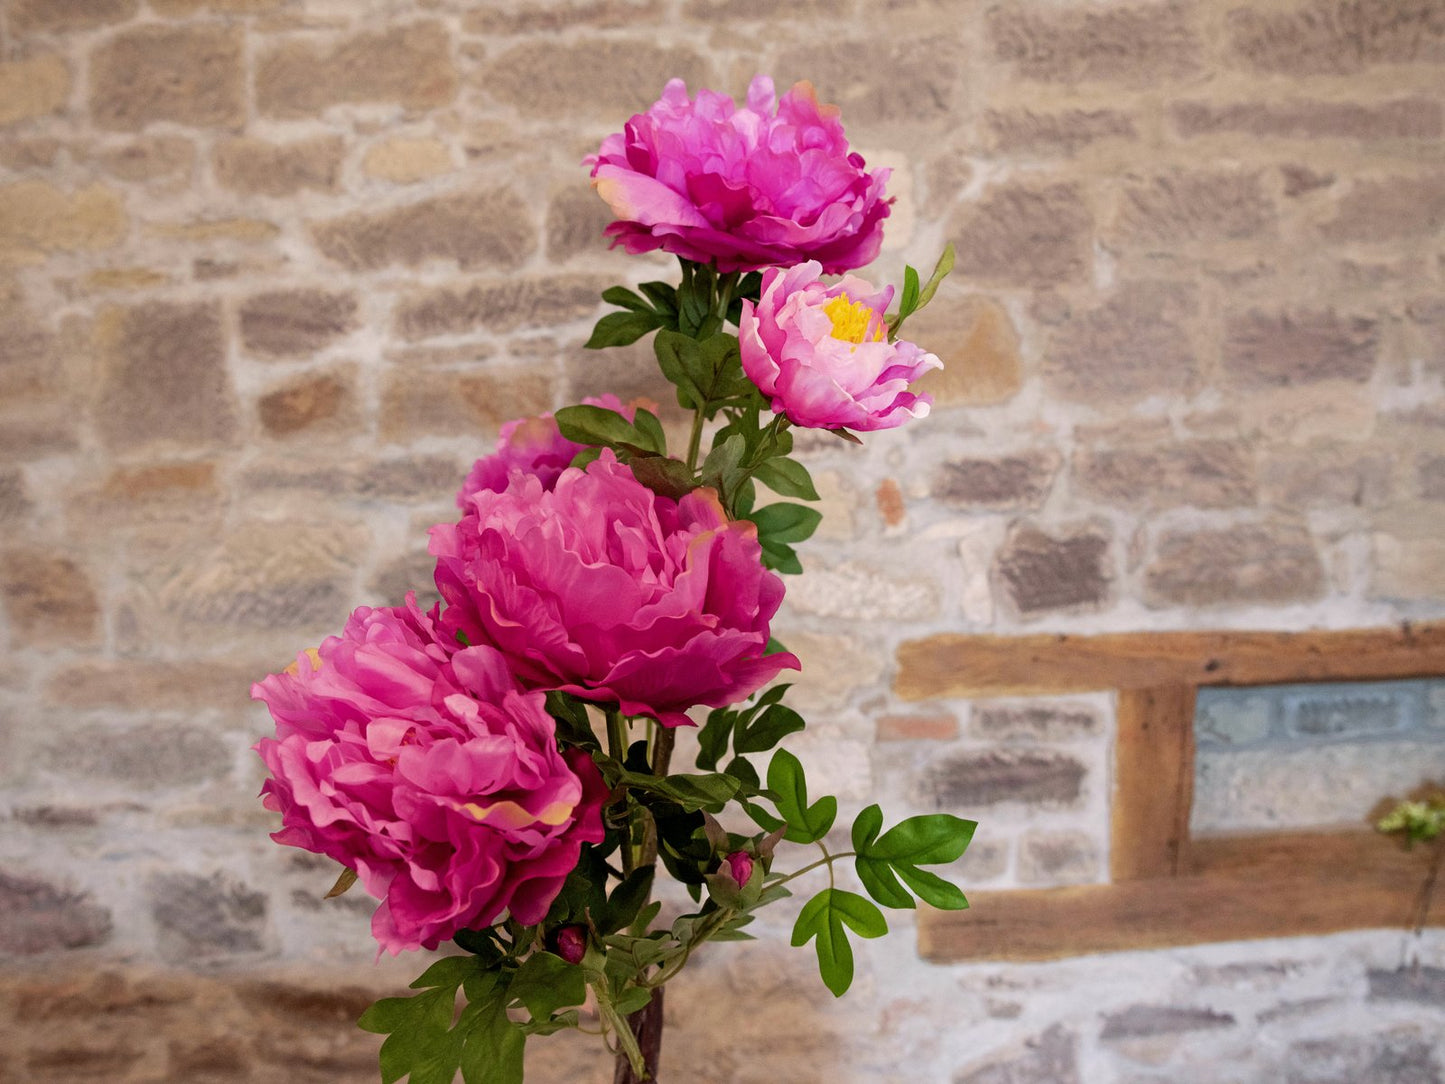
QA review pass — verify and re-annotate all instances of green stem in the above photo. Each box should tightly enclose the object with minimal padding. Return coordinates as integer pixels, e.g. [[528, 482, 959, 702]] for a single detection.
[[606, 709, 635, 876], [773, 847, 857, 890], [685, 407, 705, 473]]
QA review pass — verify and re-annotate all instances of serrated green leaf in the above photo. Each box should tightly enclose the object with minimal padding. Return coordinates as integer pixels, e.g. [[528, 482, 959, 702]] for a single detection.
[[734, 703, 805, 755], [508, 953, 586, 1021], [751, 457, 819, 501], [790, 888, 887, 998], [749, 503, 822, 545], [767, 749, 836, 844], [456, 986, 525, 1084], [585, 310, 662, 349]]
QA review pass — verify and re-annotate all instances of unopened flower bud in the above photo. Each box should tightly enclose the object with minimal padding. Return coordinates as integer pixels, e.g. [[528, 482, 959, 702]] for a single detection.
[[724, 851, 754, 887], [553, 924, 588, 964]]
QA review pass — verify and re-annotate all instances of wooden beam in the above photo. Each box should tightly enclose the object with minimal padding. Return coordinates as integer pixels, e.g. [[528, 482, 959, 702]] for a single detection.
[[894, 622, 1445, 700], [920, 831, 1444, 962], [1111, 686, 1196, 881]]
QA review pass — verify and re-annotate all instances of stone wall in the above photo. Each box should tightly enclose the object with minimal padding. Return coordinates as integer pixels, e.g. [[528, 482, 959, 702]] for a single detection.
[[2, 0, 1444, 1080]]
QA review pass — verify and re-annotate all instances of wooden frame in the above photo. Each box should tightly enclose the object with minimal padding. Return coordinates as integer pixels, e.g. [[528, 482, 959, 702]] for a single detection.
[[896, 622, 1445, 962]]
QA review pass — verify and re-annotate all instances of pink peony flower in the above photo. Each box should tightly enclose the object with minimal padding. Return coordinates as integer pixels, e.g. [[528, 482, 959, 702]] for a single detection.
[[723, 851, 754, 888], [586, 76, 890, 274], [251, 596, 607, 955], [738, 261, 942, 432], [431, 451, 799, 729], [457, 393, 635, 508]]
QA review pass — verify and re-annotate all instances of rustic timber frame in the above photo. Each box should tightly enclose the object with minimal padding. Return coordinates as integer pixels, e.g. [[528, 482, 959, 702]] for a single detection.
[[894, 622, 1445, 962]]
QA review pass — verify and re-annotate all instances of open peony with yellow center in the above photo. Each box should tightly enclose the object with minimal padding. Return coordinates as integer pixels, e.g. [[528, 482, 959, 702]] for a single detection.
[[739, 261, 942, 432]]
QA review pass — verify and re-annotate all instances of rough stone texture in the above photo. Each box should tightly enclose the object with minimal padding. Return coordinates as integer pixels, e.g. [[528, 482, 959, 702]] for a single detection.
[[1228, 0, 1445, 75], [996, 521, 1113, 617], [772, 37, 966, 129], [1369, 966, 1445, 1005], [1100, 1004, 1236, 1039], [1145, 522, 1325, 607], [548, 185, 620, 263], [1320, 174, 1445, 242], [1113, 170, 1274, 244], [94, 301, 236, 450], [877, 712, 960, 742], [44, 722, 230, 787], [908, 295, 1023, 407], [43, 658, 263, 712], [989, 1, 1200, 83], [1223, 310, 1379, 387], [0, 871, 111, 956], [933, 450, 1060, 510], [395, 275, 608, 340], [1073, 440, 1257, 509], [213, 136, 345, 198], [951, 183, 1093, 286], [312, 190, 535, 272], [954, 1026, 1079, 1084], [1196, 692, 1274, 746], [1286, 1031, 1444, 1084], [9, 0, 138, 33], [362, 137, 454, 184], [927, 749, 1087, 808], [1042, 282, 1200, 403], [257, 22, 458, 117], [984, 109, 1138, 154], [0, 55, 71, 128], [1284, 687, 1406, 737], [483, 39, 710, 119], [972, 703, 1103, 742], [258, 373, 351, 437], [1017, 830, 1100, 885], [0, 549, 100, 645], [90, 25, 245, 131], [379, 367, 554, 443], [149, 872, 268, 962], [0, 181, 127, 256], [1171, 98, 1443, 141], [239, 289, 357, 358]]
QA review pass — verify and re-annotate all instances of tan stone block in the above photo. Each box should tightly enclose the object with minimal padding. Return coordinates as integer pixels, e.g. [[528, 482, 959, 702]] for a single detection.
[[379, 367, 553, 444], [1227, 1, 1445, 75], [257, 22, 457, 117], [311, 190, 534, 272], [972, 701, 1104, 742], [257, 372, 351, 437], [0, 181, 126, 256], [546, 185, 618, 263], [1144, 521, 1325, 607], [150, 218, 279, 242], [1320, 174, 1445, 243], [78, 267, 169, 293], [1260, 445, 1393, 510], [9, 0, 138, 33], [69, 461, 224, 531], [1171, 98, 1442, 141], [361, 137, 453, 184], [875, 478, 906, 528], [90, 25, 244, 131], [772, 627, 886, 715], [0, 55, 70, 127], [1372, 533, 1445, 601], [787, 559, 940, 622], [950, 183, 1093, 287], [151, 0, 283, 12], [93, 136, 195, 183], [0, 470, 30, 526], [772, 36, 966, 130], [877, 712, 959, 742], [1222, 309, 1378, 387], [989, 0, 1201, 83], [1073, 440, 1257, 510], [0, 138, 61, 170], [984, 108, 1138, 155], [928, 748, 1088, 808], [908, 295, 1022, 407], [483, 39, 711, 119], [465, 0, 662, 32], [93, 301, 236, 451], [933, 450, 1061, 510], [0, 548, 100, 645], [996, 520, 1114, 617], [395, 275, 608, 341], [213, 137, 344, 198], [1018, 829, 1101, 885], [239, 289, 357, 358], [1113, 169, 1274, 244]]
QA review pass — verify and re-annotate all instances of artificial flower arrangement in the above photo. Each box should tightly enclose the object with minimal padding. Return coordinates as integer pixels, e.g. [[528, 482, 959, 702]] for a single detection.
[[252, 76, 975, 1084]]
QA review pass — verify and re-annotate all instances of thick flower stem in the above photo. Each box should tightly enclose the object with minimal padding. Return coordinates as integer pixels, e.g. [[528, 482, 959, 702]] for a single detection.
[[612, 985, 665, 1084]]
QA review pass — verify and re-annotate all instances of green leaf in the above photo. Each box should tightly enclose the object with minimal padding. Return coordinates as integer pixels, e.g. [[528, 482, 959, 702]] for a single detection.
[[456, 986, 526, 1084], [596, 867, 654, 935], [916, 242, 956, 311], [585, 310, 661, 349], [544, 691, 598, 751], [758, 538, 802, 575], [638, 280, 678, 315], [724, 755, 761, 790], [749, 503, 822, 545], [555, 403, 640, 449], [700, 433, 746, 495], [612, 985, 654, 1017], [624, 455, 695, 501], [854, 807, 975, 912], [630, 408, 667, 455], [751, 457, 819, 501], [899, 264, 921, 318], [601, 286, 653, 313], [695, 707, 736, 772], [734, 703, 805, 755], [767, 749, 836, 844], [790, 888, 888, 997], [653, 329, 707, 410], [508, 953, 587, 1021]]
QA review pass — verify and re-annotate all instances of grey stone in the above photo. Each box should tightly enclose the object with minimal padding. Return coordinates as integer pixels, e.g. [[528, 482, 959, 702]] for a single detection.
[[996, 521, 1113, 616], [240, 290, 357, 358], [1368, 966, 1445, 1005], [933, 451, 1060, 510], [44, 723, 230, 788], [1017, 830, 1100, 884], [972, 703, 1103, 742], [954, 1025, 1079, 1084], [1101, 1004, 1235, 1040], [928, 750, 1087, 808], [1042, 282, 1200, 403], [1223, 310, 1379, 387], [0, 870, 112, 955], [149, 871, 267, 962], [1287, 1031, 1442, 1084], [394, 275, 609, 340], [1145, 522, 1325, 608], [1283, 687, 1408, 738], [1196, 692, 1274, 746]]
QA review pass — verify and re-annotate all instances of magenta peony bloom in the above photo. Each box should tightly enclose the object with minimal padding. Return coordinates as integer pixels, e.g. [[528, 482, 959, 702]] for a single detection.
[[738, 261, 942, 432], [457, 393, 636, 507], [431, 451, 799, 729], [586, 76, 891, 274], [251, 596, 607, 955]]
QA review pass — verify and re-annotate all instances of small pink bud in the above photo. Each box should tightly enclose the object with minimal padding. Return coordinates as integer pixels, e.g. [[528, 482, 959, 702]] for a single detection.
[[554, 924, 587, 964], [724, 851, 754, 887]]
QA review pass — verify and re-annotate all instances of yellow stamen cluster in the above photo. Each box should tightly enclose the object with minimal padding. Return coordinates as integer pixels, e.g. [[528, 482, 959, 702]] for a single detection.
[[823, 292, 884, 345]]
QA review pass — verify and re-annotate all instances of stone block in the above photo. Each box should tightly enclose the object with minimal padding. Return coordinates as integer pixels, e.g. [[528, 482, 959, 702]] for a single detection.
[[239, 289, 357, 359], [1373, 529, 1445, 601], [312, 190, 535, 272], [1283, 685, 1409, 738], [1042, 282, 1200, 403], [90, 25, 244, 130], [1101, 1005, 1235, 1040], [1286, 1030, 1443, 1084], [772, 36, 966, 129], [950, 183, 1093, 287], [213, 137, 345, 198], [0, 55, 70, 127], [1260, 446, 1392, 510], [0, 870, 111, 955], [989, 0, 1200, 83], [1170, 98, 1442, 141], [547, 186, 618, 263], [927, 749, 1087, 808], [984, 108, 1138, 154], [258, 372, 352, 437], [379, 367, 554, 444], [395, 275, 609, 340], [0, 470, 31, 526], [257, 22, 457, 117], [1073, 439, 1256, 510], [1195, 691, 1274, 746], [9, 0, 137, 33], [1223, 309, 1378, 387], [483, 39, 710, 119], [908, 295, 1023, 408], [972, 702, 1103, 742], [874, 478, 906, 528], [933, 450, 1060, 510], [996, 521, 1113, 616], [774, 628, 885, 716], [42, 722, 230, 787], [1320, 174, 1445, 242], [562, 339, 680, 422], [954, 1025, 1079, 1084], [1145, 522, 1324, 607], [149, 872, 267, 962], [44, 658, 263, 712], [1228, 1, 1445, 74], [466, 0, 662, 32], [0, 181, 126, 256], [94, 300, 236, 451], [786, 559, 940, 622], [0, 548, 99, 645], [876, 712, 959, 742], [362, 137, 454, 184], [1017, 829, 1100, 885], [368, 550, 442, 611], [1113, 169, 1274, 244], [1368, 966, 1445, 1005]]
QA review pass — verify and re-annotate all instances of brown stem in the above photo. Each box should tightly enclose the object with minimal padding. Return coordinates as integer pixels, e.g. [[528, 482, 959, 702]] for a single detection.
[[612, 985, 665, 1084]]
